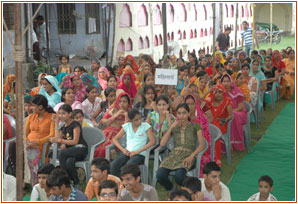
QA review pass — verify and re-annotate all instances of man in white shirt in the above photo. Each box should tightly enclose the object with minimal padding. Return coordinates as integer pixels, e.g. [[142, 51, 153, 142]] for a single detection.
[[3, 173, 16, 201], [200, 162, 231, 201]]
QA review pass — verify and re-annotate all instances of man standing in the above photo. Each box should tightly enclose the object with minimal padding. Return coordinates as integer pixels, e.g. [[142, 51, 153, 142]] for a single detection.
[[241, 21, 259, 57], [216, 27, 232, 53], [35, 15, 47, 59]]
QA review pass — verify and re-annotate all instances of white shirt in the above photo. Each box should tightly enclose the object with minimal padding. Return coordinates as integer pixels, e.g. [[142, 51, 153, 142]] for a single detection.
[[30, 183, 51, 201], [247, 192, 277, 201], [200, 178, 231, 201], [3, 173, 16, 201]]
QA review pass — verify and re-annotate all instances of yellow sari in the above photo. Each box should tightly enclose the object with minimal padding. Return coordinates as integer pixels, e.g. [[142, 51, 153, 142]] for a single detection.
[[282, 58, 295, 99]]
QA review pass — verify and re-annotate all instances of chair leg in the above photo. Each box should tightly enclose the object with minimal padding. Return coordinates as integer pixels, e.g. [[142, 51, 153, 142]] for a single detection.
[[225, 140, 231, 165], [271, 91, 275, 111]]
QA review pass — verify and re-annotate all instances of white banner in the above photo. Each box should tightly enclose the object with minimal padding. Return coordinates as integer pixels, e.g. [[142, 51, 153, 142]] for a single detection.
[[155, 68, 178, 86]]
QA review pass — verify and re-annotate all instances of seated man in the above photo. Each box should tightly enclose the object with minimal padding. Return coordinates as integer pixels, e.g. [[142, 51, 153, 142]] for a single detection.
[[98, 180, 119, 201], [85, 157, 122, 200], [170, 190, 192, 201], [200, 162, 231, 201], [47, 169, 88, 201], [182, 176, 214, 201], [119, 163, 159, 201]]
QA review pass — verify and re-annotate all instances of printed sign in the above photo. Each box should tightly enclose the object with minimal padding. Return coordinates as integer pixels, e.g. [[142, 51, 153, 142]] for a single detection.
[[155, 68, 178, 86]]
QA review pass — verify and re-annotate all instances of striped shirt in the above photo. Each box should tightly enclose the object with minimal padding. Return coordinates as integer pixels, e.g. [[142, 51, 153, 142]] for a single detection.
[[241, 27, 253, 46]]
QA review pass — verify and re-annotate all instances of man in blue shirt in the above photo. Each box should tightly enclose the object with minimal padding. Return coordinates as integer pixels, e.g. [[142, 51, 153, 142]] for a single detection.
[[241, 21, 259, 57], [46, 168, 88, 201]]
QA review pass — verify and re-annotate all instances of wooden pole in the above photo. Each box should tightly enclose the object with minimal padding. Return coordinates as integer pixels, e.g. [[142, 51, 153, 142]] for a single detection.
[[162, 3, 168, 56], [14, 4, 24, 201], [212, 3, 216, 76], [252, 3, 255, 50], [270, 3, 273, 48], [234, 3, 238, 51]]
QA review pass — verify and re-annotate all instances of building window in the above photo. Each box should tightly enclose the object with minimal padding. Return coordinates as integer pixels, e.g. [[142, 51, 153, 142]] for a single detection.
[[194, 4, 197, 21], [179, 3, 187, 22], [245, 4, 249, 17], [154, 35, 158, 46], [126, 38, 133, 51], [200, 29, 204, 37], [3, 3, 15, 30], [57, 3, 76, 34], [178, 30, 182, 40], [241, 6, 244, 17], [194, 29, 197, 38], [117, 39, 125, 52], [138, 4, 148, 26], [183, 31, 186, 39], [138, 37, 144, 49], [154, 5, 162, 25], [231, 5, 234, 17], [190, 29, 193, 39], [85, 3, 100, 34], [203, 4, 207, 20], [225, 4, 228, 18], [159, 34, 163, 45], [171, 32, 174, 41], [144, 36, 150, 48], [167, 33, 170, 41], [120, 4, 132, 27], [204, 28, 207, 37], [169, 4, 174, 23]]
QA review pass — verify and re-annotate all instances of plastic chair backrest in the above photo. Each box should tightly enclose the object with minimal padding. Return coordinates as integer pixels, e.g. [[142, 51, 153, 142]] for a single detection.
[[166, 136, 174, 150], [209, 124, 222, 141], [82, 127, 105, 158], [243, 101, 252, 114], [5, 114, 16, 136]]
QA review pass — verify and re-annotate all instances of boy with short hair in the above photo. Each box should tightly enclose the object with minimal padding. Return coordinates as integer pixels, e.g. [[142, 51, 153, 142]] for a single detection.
[[30, 163, 55, 201], [182, 176, 214, 201], [98, 180, 118, 201], [47, 169, 88, 201], [85, 157, 122, 200], [119, 163, 159, 201], [170, 189, 192, 201], [200, 162, 231, 201], [247, 175, 277, 201]]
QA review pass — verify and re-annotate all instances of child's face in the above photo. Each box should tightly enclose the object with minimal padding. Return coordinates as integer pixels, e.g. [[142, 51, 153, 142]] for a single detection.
[[176, 107, 189, 122], [199, 51, 205, 59], [91, 165, 106, 182], [172, 195, 189, 201], [73, 113, 84, 125], [252, 61, 259, 72], [119, 96, 129, 110], [145, 75, 154, 86], [265, 58, 272, 66], [74, 68, 83, 76], [241, 66, 250, 76], [131, 114, 142, 127], [218, 67, 225, 75], [189, 66, 195, 75], [201, 58, 208, 67], [259, 181, 273, 198], [107, 91, 116, 104], [236, 74, 244, 86], [61, 57, 68, 65], [58, 109, 72, 122], [185, 97, 196, 113], [227, 52, 233, 60], [91, 61, 100, 71], [24, 103, 33, 114], [144, 89, 155, 103], [123, 75, 131, 86], [87, 88, 98, 101], [38, 174, 49, 189], [183, 69, 189, 77], [157, 99, 169, 113], [251, 53, 256, 59], [108, 77, 118, 89], [72, 76, 81, 87], [64, 88, 74, 102], [198, 78, 207, 90], [177, 59, 184, 67], [144, 66, 151, 74]]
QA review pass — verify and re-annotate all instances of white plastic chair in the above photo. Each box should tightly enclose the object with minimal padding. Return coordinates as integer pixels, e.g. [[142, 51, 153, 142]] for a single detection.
[[243, 101, 253, 152], [265, 81, 278, 111], [3, 114, 16, 172], [208, 124, 222, 162], [221, 115, 234, 165]]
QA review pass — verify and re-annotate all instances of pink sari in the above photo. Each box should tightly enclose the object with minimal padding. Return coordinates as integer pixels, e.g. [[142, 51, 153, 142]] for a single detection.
[[220, 74, 247, 151], [185, 95, 211, 176]]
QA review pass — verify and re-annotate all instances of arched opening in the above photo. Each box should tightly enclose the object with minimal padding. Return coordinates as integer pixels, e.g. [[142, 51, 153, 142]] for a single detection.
[[207, 46, 209, 54], [231, 40, 233, 47], [169, 4, 174, 23], [159, 34, 163, 45], [241, 6, 244, 17], [231, 5, 234, 17], [125, 38, 133, 51], [178, 30, 182, 40], [138, 4, 148, 26], [193, 49, 196, 54], [194, 4, 197, 21], [154, 35, 158, 46], [204, 28, 208, 36], [231, 24, 234, 30], [194, 29, 197, 38], [210, 27, 213, 35], [200, 29, 204, 37], [203, 4, 207, 20], [245, 4, 249, 17], [120, 4, 132, 27], [179, 49, 183, 58], [171, 32, 174, 41], [179, 3, 187, 22], [154, 5, 162, 25], [144, 36, 150, 48], [117, 39, 125, 52], [225, 4, 228, 17], [250, 4, 252, 17], [190, 29, 193, 39], [138, 37, 144, 49], [183, 31, 186, 39], [167, 33, 170, 41]]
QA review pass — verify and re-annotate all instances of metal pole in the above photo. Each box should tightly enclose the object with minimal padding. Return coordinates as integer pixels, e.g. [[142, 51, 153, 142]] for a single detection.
[[106, 4, 112, 66], [162, 3, 168, 56], [212, 3, 216, 76], [14, 4, 24, 201], [270, 3, 273, 48], [234, 3, 238, 51], [252, 3, 255, 50], [45, 4, 50, 63]]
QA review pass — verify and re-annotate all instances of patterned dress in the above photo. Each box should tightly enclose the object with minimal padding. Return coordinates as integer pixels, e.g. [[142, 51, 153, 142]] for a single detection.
[[160, 123, 201, 171], [148, 111, 175, 141]]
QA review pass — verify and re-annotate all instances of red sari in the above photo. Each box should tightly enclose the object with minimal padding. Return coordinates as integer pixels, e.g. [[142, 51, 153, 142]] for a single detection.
[[94, 93, 131, 158], [205, 84, 231, 166], [118, 73, 138, 99]]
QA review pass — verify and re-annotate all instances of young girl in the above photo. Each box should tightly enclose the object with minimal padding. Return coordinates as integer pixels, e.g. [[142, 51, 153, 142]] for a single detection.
[[58, 55, 72, 74], [110, 108, 155, 177], [156, 103, 205, 193], [82, 85, 102, 119], [72, 109, 92, 127], [50, 104, 88, 187], [146, 95, 175, 142], [134, 85, 157, 121]]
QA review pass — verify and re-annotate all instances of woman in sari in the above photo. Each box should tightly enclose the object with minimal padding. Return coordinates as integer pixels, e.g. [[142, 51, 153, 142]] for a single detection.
[[256, 54, 265, 69], [194, 77, 209, 101], [39, 75, 61, 108], [101, 75, 124, 101], [204, 84, 232, 166], [80, 73, 102, 95], [54, 87, 83, 112], [220, 74, 247, 151], [214, 51, 226, 65], [184, 94, 212, 176], [250, 60, 267, 92], [235, 73, 251, 103], [241, 64, 258, 106], [98, 67, 110, 90], [118, 73, 138, 100], [3, 74, 16, 101], [62, 74, 86, 102], [119, 55, 139, 74], [3, 77, 16, 117], [31, 73, 47, 96], [282, 49, 295, 99], [272, 50, 286, 75], [237, 51, 248, 66], [122, 64, 141, 88], [94, 93, 131, 158]]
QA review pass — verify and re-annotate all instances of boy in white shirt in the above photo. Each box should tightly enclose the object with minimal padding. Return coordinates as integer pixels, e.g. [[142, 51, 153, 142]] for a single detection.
[[247, 175, 277, 201], [200, 162, 231, 201]]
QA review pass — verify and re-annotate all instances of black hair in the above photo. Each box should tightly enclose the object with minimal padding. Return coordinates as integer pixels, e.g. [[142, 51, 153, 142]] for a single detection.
[[189, 83, 197, 88], [182, 176, 202, 193], [74, 66, 87, 73], [143, 73, 153, 83], [241, 63, 250, 70], [179, 65, 188, 72], [156, 94, 169, 105], [128, 108, 141, 120], [185, 95, 195, 102], [203, 162, 221, 175], [98, 180, 118, 196], [36, 15, 44, 21], [46, 168, 71, 188], [60, 55, 69, 62], [242, 20, 248, 25], [91, 58, 100, 65], [72, 109, 84, 118], [120, 94, 131, 106], [198, 49, 205, 54], [104, 87, 116, 98], [189, 53, 198, 65], [177, 58, 185, 63], [259, 175, 274, 187], [61, 87, 73, 102], [31, 94, 55, 113], [59, 103, 72, 113], [106, 65, 115, 76], [265, 56, 272, 61], [224, 61, 230, 66], [120, 163, 141, 179], [288, 49, 295, 55], [91, 157, 110, 174], [286, 46, 292, 50], [196, 70, 207, 78], [176, 103, 190, 113], [205, 54, 212, 58], [259, 49, 266, 55], [216, 63, 224, 70], [170, 190, 192, 201], [251, 50, 258, 55], [86, 85, 97, 93], [141, 54, 150, 62], [113, 65, 120, 71], [251, 59, 260, 65], [197, 64, 205, 71], [142, 85, 157, 106], [24, 96, 32, 104], [244, 57, 251, 64], [107, 75, 118, 84], [226, 69, 233, 76], [38, 163, 55, 175], [225, 27, 232, 31], [236, 72, 243, 80]]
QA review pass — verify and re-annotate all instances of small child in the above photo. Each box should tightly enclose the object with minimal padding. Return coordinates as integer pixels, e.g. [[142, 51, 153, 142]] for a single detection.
[[72, 109, 92, 127], [170, 190, 192, 201], [58, 55, 72, 74], [30, 163, 55, 201], [247, 175, 277, 201]]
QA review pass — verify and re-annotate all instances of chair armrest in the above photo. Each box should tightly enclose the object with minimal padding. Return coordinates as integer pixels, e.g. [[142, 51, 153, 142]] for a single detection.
[[3, 137, 16, 144], [143, 144, 159, 168], [50, 143, 59, 166], [89, 140, 106, 163], [105, 144, 116, 161]]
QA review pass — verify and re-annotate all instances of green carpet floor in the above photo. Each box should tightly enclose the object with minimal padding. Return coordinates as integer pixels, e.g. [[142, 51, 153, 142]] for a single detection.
[[228, 102, 295, 201]]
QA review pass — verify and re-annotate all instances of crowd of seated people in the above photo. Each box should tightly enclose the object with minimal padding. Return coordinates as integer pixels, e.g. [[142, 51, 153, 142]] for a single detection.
[[3, 45, 294, 201]]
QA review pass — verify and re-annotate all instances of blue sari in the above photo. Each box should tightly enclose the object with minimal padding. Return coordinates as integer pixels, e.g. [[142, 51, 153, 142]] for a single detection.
[[39, 75, 61, 108]]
